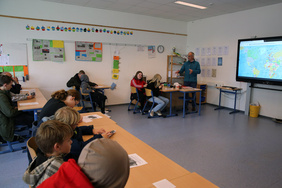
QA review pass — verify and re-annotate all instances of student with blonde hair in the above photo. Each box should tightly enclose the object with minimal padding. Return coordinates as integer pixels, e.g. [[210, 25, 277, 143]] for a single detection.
[[23, 120, 73, 188], [146, 74, 169, 117], [38, 89, 80, 123], [55, 106, 113, 161]]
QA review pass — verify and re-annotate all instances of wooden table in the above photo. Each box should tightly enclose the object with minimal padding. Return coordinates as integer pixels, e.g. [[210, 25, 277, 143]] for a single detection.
[[17, 88, 47, 121], [94, 85, 111, 94], [80, 112, 218, 188], [215, 86, 242, 114]]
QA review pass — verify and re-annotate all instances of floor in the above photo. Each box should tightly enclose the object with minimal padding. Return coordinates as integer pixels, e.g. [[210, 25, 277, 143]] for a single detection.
[[1, 104, 282, 188]]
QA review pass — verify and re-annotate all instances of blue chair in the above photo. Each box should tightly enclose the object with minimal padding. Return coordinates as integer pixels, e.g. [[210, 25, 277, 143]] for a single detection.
[[79, 87, 96, 112], [142, 89, 159, 118], [128, 86, 141, 114], [0, 124, 30, 154]]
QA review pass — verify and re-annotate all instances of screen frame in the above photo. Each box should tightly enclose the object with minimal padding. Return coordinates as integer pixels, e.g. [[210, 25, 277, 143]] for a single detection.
[[236, 36, 282, 86]]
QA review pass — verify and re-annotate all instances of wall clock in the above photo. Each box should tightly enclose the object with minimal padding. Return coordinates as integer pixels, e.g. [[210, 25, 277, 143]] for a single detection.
[[157, 45, 164, 53]]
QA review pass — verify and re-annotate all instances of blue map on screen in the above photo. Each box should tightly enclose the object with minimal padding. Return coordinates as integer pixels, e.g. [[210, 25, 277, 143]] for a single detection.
[[238, 40, 282, 80]]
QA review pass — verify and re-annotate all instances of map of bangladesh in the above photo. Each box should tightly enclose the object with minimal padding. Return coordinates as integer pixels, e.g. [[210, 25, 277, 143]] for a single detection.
[[239, 45, 282, 79]]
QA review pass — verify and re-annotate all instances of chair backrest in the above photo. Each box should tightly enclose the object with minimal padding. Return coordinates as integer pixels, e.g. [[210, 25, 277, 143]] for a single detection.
[[131, 86, 137, 93], [80, 87, 89, 96], [27, 137, 38, 160], [145, 88, 152, 97]]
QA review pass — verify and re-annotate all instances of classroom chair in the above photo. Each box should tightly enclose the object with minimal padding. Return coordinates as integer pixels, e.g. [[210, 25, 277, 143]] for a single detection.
[[128, 86, 141, 114], [142, 89, 159, 118], [79, 88, 96, 112], [0, 124, 30, 154], [27, 137, 38, 160]]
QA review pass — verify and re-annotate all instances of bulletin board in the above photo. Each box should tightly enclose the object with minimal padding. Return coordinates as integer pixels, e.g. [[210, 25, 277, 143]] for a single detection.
[[75, 41, 103, 62], [0, 43, 29, 80]]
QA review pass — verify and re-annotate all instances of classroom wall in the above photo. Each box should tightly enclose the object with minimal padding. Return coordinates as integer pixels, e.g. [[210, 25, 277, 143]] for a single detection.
[[187, 3, 282, 119], [0, 0, 187, 105]]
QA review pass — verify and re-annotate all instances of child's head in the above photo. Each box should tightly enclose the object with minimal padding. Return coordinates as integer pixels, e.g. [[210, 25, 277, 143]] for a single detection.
[[0, 75, 13, 90], [134, 71, 143, 80], [78, 138, 130, 188], [51, 89, 80, 108], [35, 120, 73, 156], [54, 106, 81, 130]]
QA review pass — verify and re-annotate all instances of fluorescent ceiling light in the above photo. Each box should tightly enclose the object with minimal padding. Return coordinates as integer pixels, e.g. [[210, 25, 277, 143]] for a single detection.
[[174, 1, 207, 9]]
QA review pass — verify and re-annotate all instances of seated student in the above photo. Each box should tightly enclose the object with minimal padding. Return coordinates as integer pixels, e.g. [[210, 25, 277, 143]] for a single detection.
[[0, 75, 34, 142], [130, 71, 147, 110], [22, 120, 73, 188], [1, 72, 22, 94], [80, 74, 107, 114], [38, 89, 80, 123], [66, 70, 85, 91], [146, 74, 169, 117], [36, 138, 129, 188], [54, 106, 113, 161], [78, 138, 130, 188]]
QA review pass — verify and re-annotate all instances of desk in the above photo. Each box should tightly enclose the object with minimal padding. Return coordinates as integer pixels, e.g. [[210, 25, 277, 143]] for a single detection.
[[80, 112, 218, 187], [94, 85, 111, 94], [214, 87, 242, 114], [161, 87, 202, 118], [179, 88, 202, 118], [17, 88, 47, 121], [160, 88, 180, 117]]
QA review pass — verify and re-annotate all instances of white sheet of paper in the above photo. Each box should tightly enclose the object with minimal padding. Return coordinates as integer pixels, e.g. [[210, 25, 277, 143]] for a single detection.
[[153, 179, 176, 188], [19, 102, 39, 106], [129, 153, 148, 168], [82, 114, 102, 122]]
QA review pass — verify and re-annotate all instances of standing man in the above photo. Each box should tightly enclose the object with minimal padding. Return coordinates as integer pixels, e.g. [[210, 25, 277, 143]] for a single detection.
[[66, 70, 86, 91], [176, 52, 201, 111], [1, 72, 22, 94]]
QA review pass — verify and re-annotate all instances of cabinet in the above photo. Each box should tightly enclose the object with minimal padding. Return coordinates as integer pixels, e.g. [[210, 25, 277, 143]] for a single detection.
[[196, 83, 207, 104], [167, 55, 185, 85]]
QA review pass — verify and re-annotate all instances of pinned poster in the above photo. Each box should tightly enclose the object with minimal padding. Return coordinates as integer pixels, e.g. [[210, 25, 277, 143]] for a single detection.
[[33, 39, 65, 62], [112, 74, 119, 79], [75, 41, 102, 61], [113, 69, 119, 73]]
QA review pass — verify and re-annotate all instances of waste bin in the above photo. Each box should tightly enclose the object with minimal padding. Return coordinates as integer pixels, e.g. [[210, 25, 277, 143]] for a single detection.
[[249, 104, 260, 117]]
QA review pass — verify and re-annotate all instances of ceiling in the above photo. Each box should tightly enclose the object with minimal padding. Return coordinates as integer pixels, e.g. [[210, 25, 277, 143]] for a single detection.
[[42, 0, 282, 22]]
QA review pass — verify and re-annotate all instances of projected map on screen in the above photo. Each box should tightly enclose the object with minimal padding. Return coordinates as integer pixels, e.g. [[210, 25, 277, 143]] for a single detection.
[[238, 40, 282, 79]]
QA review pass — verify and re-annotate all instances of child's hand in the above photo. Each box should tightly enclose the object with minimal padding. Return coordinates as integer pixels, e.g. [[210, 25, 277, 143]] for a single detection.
[[93, 128, 106, 135], [102, 131, 114, 138]]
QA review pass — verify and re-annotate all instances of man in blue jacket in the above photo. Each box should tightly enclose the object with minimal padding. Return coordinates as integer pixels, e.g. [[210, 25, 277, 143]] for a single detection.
[[176, 52, 201, 111]]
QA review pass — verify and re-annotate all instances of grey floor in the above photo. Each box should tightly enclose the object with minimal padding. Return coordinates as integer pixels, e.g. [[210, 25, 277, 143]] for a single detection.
[[1, 104, 282, 188]]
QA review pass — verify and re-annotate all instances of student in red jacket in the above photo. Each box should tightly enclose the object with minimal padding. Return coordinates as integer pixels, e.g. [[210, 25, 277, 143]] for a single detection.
[[130, 71, 147, 110]]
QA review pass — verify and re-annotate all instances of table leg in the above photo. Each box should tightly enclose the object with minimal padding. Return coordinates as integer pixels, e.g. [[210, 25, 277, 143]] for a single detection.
[[198, 91, 201, 115], [183, 92, 186, 118], [166, 92, 177, 117], [214, 89, 224, 110], [229, 90, 240, 114]]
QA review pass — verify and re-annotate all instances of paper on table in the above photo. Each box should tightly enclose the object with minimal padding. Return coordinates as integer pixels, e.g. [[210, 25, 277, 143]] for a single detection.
[[153, 179, 176, 188], [129, 153, 148, 168], [19, 102, 39, 106], [82, 114, 102, 122]]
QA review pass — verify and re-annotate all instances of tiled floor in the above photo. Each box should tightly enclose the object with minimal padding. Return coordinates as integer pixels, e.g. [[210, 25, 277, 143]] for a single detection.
[[1, 104, 282, 188]]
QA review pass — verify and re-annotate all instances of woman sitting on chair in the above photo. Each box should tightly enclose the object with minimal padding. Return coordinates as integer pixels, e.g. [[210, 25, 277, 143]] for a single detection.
[[130, 71, 147, 111], [146, 74, 169, 117]]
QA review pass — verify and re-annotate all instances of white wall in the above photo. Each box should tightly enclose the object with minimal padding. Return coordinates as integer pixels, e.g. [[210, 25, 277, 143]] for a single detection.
[[187, 3, 282, 119], [0, 0, 187, 105]]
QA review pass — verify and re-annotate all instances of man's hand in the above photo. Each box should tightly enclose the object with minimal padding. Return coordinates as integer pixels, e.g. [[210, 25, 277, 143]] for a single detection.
[[189, 69, 193, 74]]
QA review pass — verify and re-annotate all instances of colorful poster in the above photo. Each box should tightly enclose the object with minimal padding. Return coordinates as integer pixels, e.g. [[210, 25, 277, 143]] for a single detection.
[[75, 42, 102, 62], [32, 39, 65, 62]]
